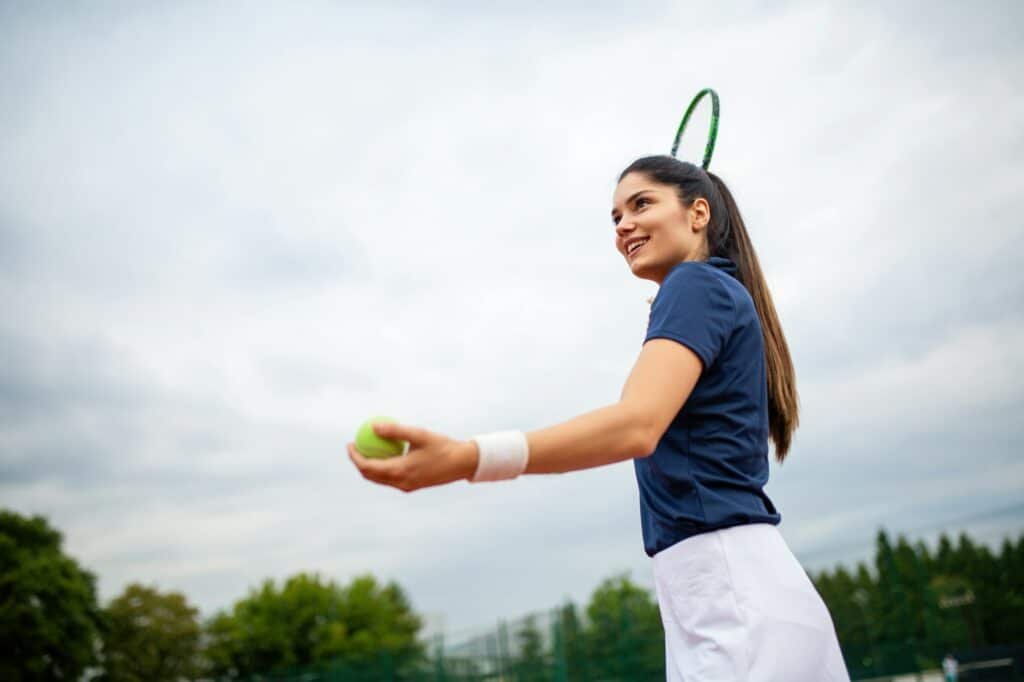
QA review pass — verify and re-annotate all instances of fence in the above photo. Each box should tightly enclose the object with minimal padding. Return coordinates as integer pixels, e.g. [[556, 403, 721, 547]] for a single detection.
[[218, 604, 1024, 682]]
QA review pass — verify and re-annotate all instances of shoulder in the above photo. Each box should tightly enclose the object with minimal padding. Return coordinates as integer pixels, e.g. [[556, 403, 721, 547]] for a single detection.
[[646, 260, 747, 366]]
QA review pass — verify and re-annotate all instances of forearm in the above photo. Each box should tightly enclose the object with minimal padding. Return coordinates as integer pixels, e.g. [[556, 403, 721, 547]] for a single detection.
[[523, 403, 653, 474], [453, 403, 649, 480]]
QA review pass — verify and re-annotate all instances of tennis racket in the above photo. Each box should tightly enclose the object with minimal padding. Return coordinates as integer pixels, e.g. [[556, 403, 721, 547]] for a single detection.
[[670, 88, 720, 170]]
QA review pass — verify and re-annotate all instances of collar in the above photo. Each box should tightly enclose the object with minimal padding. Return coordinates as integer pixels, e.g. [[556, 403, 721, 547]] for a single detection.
[[706, 256, 739, 279]]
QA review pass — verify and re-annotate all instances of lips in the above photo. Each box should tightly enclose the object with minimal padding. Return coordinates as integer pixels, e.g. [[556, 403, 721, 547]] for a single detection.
[[625, 237, 649, 259]]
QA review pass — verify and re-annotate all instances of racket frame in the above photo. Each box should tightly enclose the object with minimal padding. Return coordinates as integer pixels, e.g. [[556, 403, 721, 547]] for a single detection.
[[670, 88, 720, 170]]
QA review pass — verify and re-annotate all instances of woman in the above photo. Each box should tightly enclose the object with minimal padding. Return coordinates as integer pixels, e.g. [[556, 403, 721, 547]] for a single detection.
[[348, 155, 849, 681]]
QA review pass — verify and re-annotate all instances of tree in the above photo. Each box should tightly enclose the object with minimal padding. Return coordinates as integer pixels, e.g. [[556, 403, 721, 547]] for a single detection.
[[818, 529, 1024, 677], [991, 536, 1024, 642], [556, 602, 589, 682], [874, 530, 911, 650], [100, 583, 201, 682], [929, 574, 972, 649], [813, 560, 889, 678], [333, 574, 423, 665], [584, 573, 663, 681], [511, 614, 549, 682], [203, 572, 423, 679], [814, 566, 864, 651], [0, 509, 104, 681]]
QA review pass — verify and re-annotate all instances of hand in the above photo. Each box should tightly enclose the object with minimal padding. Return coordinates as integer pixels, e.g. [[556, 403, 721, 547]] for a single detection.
[[347, 421, 479, 492]]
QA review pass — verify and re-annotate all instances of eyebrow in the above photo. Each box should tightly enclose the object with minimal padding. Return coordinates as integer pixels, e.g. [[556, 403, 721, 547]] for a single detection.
[[611, 190, 652, 217]]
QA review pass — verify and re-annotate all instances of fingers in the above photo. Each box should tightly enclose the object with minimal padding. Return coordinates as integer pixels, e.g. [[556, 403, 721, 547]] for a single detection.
[[373, 421, 430, 446], [347, 425, 457, 493], [348, 443, 411, 491]]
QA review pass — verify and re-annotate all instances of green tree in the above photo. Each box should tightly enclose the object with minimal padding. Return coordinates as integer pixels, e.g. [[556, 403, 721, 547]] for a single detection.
[[584, 573, 663, 681], [556, 602, 588, 682], [929, 574, 972, 649], [991, 536, 1024, 642], [952, 533, 986, 646], [100, 583, 201, 682], [511, 614, 549, 682], [935, 533, 955, 573], [813, 560, 886, 677], [203, 572, 423, 679], [334, 574, 423, 665], [874, 531, 911, 655], [969, 542, 1009, 646], [819, 529, 1024, 677], [0, 509, 104, 681]]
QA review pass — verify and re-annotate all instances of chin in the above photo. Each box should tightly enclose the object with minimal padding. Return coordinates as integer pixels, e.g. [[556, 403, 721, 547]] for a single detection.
[[628, 261, 656, 282], [629, 257, 668, 284]]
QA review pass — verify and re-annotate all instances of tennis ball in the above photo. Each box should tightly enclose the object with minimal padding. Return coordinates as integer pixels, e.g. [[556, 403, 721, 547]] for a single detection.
[[355, 416, 406, 459]]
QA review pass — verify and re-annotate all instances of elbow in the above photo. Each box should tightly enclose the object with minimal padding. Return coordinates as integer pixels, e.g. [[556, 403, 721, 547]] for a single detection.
[[631, 429, 659, 459], [620, 408, 659, 459]]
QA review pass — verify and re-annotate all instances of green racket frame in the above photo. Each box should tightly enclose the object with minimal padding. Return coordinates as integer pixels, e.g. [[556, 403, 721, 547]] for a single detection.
[[670, 88, 720, 170]]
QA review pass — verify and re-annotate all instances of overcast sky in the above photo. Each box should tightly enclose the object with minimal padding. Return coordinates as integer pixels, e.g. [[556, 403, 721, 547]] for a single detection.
[[2, 0, 1022, 641]]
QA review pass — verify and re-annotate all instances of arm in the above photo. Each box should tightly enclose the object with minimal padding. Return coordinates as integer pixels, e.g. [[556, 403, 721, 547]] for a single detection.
[[524, 338, 702, 473], [348, 339, 702, 491]]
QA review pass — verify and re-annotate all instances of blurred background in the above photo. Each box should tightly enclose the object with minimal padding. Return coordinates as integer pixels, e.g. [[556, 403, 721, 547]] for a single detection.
[[2, 1, 1022, 680]]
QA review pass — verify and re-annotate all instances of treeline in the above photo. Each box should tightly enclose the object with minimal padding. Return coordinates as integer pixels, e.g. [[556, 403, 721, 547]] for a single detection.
[[436, 530, 1024, 680], [814, 529, 1024, 677], [0, 509, 665, 681], [3, 507, 1023, 681], [0, 510, 426, 681]]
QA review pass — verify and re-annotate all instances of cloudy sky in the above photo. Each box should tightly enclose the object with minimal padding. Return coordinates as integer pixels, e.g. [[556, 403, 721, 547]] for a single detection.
[[2, 1, 1022, 640]]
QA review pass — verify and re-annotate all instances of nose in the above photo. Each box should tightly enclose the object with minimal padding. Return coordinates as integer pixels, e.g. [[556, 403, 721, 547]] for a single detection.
[[615, 220, 636, 239]]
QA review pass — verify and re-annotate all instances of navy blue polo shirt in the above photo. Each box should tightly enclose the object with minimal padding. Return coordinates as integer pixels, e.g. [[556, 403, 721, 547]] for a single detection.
[[635, 256, 780, 557]]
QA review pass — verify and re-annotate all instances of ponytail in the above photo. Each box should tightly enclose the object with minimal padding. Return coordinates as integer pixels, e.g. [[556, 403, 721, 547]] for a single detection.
[[706, 171, 799, 460]]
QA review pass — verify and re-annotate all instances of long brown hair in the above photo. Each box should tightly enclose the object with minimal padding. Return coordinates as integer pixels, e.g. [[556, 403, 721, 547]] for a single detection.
[[619, 156, 799, 460]]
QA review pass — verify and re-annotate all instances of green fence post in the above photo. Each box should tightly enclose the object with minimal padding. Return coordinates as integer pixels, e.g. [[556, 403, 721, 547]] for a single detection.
[[498, 619, 510, 681], [551, 606, 568, 682], [434, 633, 447, 682]]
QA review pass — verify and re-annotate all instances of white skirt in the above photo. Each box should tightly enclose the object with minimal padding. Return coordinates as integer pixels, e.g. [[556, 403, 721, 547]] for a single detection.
[[652, 523, 850, 682]]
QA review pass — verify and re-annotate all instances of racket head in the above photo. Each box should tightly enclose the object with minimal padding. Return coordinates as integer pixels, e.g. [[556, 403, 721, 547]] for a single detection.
[[670, 88, 720, 170]]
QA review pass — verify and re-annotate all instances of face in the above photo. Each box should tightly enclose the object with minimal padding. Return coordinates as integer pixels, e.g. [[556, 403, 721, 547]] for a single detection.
[[611, 172, 710, 284]]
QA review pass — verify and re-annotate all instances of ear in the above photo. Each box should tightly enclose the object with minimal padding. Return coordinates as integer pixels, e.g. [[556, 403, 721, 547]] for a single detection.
[[689, 197, 711, 233]]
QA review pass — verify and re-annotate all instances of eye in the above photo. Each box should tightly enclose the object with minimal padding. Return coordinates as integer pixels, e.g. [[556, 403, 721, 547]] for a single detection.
[[611, 213, 621, 226], [635, 196, 651, 209]]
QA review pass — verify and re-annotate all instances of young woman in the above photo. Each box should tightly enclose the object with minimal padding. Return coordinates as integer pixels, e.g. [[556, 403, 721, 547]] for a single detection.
[[348, 155, 850, 681]]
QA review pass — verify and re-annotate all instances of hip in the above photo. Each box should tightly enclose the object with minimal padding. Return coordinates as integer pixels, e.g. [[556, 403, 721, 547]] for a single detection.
[[652, 523, 849, 681]]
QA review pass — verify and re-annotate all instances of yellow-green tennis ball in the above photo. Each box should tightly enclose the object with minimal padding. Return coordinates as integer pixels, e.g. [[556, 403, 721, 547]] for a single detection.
[[355, 416, 406, 459]]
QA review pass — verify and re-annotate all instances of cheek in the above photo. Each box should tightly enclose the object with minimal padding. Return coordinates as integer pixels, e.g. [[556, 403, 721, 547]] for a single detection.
[[656, 228, 689, 256]]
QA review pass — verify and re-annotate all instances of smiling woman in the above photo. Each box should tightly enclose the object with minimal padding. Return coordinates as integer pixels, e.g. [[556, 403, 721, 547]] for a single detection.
[[347, 154, 850, 681]]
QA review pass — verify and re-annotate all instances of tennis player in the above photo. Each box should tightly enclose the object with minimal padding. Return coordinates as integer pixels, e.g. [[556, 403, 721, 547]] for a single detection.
[[348, 155, 850, 681]]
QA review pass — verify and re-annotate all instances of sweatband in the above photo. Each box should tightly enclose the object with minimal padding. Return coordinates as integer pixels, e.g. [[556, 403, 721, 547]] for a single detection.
[[469, 430, 530, 482]]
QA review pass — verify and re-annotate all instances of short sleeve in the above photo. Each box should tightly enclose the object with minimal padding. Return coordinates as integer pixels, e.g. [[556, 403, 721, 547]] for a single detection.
[[644, 264, 735, 368]]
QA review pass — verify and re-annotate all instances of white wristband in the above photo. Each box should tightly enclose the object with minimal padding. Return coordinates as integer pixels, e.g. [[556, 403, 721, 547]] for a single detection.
[[470, 430, 529, 482]]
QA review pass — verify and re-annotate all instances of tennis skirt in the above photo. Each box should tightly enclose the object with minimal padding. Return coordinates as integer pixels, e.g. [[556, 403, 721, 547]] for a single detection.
[[652, 523, 850, 682]]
